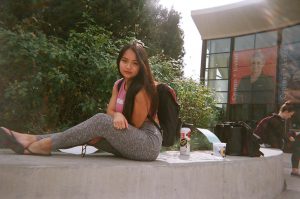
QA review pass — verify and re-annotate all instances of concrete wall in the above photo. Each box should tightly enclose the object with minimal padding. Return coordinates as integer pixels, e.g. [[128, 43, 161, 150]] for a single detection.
[[0, 148, 284, 199]]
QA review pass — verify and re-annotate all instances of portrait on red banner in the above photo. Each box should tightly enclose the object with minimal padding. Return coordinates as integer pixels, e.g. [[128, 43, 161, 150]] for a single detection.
[[230, 47, 277, 104]]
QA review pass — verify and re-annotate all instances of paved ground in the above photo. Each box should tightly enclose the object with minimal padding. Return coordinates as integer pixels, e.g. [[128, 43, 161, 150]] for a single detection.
[[276, 153, 300, 199]]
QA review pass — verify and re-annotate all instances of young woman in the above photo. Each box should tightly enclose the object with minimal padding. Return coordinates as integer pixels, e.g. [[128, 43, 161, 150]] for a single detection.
[[253, 102, 295, 149], [0, 41, 161, 161]]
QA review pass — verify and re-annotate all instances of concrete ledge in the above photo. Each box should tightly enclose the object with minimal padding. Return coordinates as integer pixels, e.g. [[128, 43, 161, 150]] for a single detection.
[[0, 148, 284, 199]]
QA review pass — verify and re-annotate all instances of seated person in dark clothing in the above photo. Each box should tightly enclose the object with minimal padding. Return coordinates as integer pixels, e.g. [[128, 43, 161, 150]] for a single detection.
[[235, 50, 274, 104], [253, 102, 295, 149]]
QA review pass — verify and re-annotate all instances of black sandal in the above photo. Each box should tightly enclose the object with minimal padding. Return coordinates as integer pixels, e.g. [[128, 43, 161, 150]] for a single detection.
[[0, 127, 25, 154]]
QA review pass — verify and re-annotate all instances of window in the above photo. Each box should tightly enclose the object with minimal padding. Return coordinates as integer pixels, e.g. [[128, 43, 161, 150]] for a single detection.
[[282, 24, 300, 44], [234, 35, 255, 51], [206, 80, 228, 91], [255, 31, 277, 48], [234, 31, 277, 51], [205, 68, 229, 80], [204, 30, 280, 123], [205, 38, 231, 105], [207, 39, 231, 53]]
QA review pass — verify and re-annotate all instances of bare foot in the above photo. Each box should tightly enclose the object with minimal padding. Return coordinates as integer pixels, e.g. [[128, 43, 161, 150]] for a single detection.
[[25, 137, 52, 156], [1, 127, 37, 149]]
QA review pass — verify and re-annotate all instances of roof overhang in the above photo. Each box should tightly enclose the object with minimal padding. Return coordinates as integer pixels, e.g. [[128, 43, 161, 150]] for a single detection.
[[191, 0, 300, 40]]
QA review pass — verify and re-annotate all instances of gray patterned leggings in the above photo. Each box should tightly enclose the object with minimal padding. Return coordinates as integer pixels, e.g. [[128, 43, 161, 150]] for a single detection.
[[37, 113, 162, 161]]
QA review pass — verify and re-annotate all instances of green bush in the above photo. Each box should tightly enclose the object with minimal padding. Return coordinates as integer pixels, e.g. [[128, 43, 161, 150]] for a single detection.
[[0, 26, 127, 132], [150, 54, 183, 82], [173, 79, 219, 150], [175, 78, 219, 128]]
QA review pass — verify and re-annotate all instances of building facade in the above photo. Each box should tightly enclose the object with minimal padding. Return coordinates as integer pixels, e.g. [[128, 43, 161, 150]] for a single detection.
[[192, 0, 300, 128]]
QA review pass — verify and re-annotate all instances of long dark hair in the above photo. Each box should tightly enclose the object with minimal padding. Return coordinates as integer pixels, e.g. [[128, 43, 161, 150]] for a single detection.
[[116, 41, 158, 124]]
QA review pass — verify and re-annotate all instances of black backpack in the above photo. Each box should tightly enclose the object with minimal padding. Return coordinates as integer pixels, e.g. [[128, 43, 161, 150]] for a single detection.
[[153, 83, 182, 147], [117, 80, 181, 147], [237, 121, 264, 157], [219, 121, 263, 157]]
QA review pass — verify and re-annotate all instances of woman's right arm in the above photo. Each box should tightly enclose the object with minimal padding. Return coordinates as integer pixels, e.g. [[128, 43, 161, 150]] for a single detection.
[[106, 84, 118, 116], [106, 84, 129, 129]]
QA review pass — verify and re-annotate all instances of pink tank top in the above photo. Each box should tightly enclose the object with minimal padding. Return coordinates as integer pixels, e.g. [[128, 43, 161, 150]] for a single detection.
[[115, 79, 126, 113]]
